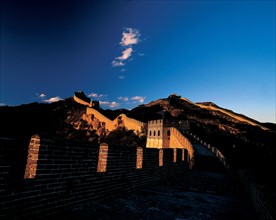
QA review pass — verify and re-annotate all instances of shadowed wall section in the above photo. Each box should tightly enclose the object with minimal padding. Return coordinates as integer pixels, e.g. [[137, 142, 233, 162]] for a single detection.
[[0, 136, 188, 220]]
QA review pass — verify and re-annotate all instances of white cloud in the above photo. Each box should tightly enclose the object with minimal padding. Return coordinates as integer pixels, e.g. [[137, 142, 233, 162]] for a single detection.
[[100, 101, 119, 108], [118, 75, 125, 80], [131, 96, 146, 103], [112, 60, 125, 67], [36, 93, 46, 100], [39, 93, 46, 98], [0, 103, 6, 106], [118, 96, 129, 101], [112, 28, 142, 71], [98, 94, 107, 99], [120, 28, 140, 47], [117, 48, 133, 60], [88, 93, 99, 98], [88, 93, 107, 99], [44, 96, 62, 103]]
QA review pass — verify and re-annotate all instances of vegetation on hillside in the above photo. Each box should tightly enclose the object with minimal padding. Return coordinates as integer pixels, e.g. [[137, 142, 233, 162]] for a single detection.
[[102, 128, 146, 148]]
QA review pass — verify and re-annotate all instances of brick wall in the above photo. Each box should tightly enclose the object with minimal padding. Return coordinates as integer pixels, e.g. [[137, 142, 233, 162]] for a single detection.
[[0, 135, 188, 219]]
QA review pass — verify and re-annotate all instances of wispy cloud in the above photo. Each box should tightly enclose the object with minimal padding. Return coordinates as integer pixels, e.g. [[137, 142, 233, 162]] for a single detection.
[[38, 93, 46, 98], [87, 92, 119, 108], [112, 28, 142, 77], [118, 75, 125, 80], [44, 96, 62, 103], [36, 93, 46, 100], [131, 96, 146, 103], [100, 101, 119, 108], [117, 48, 133, 60], [0, 103, 7, 106], [120, 28, 140, 47], [112, 60, 125, 67], [88, 93, 107, 99], [118, 96, 129, 101], [88, 93, 99, 98]]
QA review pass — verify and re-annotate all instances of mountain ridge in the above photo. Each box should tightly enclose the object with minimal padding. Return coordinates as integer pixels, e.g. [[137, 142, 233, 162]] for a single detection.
[[1, 92, 275, 152], [1, 92, 275, 193]]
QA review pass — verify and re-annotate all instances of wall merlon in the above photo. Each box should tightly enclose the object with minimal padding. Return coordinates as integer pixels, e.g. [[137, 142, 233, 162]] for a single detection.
[[0, 135, 190, 219]]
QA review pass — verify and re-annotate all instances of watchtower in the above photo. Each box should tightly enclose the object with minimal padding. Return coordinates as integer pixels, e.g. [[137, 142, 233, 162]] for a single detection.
[[146, 119, 171, 148], [90, 100, 100, 109]]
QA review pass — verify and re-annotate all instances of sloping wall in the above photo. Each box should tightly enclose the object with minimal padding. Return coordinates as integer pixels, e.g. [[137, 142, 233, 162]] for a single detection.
[[73, 94, 91, 107], [86, 107, 116, 131], [86, 107, 146, 134], [169, 128, 194, 168]]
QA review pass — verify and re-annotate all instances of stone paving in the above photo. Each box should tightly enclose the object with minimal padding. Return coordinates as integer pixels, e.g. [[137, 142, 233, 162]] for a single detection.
[[45, 170, 257, 220], [40, 143, 259, 220]]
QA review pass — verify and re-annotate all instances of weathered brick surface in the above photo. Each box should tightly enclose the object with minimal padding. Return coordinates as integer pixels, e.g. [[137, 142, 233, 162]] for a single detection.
[[0, 136, 188, 219]]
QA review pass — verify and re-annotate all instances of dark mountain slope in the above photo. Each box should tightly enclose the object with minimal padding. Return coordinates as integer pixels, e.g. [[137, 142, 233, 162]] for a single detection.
[[1, 93, 275, 184], [128, 94, 276, 183], [1, 92, 275, 211], [0, 98, 87, 139]]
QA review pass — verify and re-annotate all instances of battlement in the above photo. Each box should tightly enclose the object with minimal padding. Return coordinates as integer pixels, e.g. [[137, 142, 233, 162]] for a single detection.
[[0, 135, 188, 219]]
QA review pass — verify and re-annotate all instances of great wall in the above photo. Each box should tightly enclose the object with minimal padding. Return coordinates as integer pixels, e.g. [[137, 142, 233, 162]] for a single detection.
[[0, 135, 191, 219], [73, 92, 195, 165], [74, 92, 146, 135], [0, 93, 196, 219], [0, 93, 275, 219]]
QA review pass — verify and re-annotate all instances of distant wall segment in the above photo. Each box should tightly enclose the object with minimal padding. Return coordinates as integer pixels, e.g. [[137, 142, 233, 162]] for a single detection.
[[86, 107, 146, 134], [73, 92, 146, 134], [86, 107, 116, 131], [73, 94, 91, 107]]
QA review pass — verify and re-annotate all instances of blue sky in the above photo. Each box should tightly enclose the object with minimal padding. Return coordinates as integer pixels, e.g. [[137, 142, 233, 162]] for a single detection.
[[1, 0, 275, 123]]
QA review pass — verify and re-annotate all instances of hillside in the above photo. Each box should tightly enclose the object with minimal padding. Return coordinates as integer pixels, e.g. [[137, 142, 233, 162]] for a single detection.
[[0, 93, 275, 187], [195, 102, 268, 130], [128, 95, 276, 184]]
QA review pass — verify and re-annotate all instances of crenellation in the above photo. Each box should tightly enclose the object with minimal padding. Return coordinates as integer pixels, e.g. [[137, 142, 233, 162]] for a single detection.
[[0, 116, 242, 220]]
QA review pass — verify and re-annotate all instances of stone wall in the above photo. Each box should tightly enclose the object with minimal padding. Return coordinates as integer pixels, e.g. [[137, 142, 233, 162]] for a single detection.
[[0, 136, 188, 220], [86, 107, 146, 135], [146, 120, 194, 168], [73, 94, 91, 107], [146, 119, 164, 148], [185, 131, 230, 171], [169, 128, 194, 168]]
